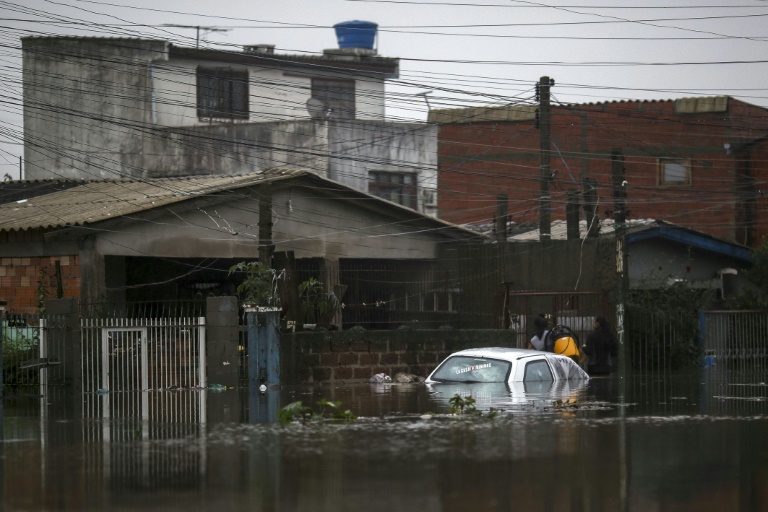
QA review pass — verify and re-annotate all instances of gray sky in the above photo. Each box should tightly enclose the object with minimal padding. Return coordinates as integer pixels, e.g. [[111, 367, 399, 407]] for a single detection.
[[2, 0, 768, 179]]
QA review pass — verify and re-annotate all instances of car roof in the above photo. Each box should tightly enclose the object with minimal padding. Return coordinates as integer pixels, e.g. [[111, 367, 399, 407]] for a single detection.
[[450, 347, 546, 362]]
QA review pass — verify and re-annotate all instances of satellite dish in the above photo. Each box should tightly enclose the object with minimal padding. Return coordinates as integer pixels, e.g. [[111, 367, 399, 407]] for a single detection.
[[306, 97, 326, 119]]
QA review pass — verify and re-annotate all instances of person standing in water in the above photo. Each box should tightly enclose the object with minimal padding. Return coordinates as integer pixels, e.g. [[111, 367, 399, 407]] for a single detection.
[[582, 316, 618, 375]]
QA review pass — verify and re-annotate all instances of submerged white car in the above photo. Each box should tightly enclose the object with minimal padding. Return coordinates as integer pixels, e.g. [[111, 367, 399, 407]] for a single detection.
[[425, 347, 589, 384]]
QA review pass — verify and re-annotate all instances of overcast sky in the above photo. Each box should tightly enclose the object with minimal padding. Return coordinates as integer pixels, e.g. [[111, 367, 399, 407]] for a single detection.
[[2, 0, 768, 179]]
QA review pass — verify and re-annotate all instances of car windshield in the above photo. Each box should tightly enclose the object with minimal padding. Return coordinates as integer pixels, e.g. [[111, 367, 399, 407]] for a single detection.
[[429, 356, 511, 383]]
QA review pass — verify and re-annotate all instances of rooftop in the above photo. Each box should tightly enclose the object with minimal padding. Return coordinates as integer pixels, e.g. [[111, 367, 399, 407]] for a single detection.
[[427, 96, 738, 124], [22, 36, 399, 78], [0, 169, 479, 241]]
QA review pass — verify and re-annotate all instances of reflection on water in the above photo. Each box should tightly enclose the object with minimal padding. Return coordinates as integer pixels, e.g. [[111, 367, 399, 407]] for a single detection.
[[2, 369, 768, 511]]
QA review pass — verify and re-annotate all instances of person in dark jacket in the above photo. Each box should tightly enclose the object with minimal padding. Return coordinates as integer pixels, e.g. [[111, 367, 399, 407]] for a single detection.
[[582, 316, 617, 375]]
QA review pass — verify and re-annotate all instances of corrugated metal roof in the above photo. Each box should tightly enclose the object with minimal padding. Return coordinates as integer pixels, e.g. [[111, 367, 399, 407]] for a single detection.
[[465, 218, 750, 261], [0, 179, 87, 204], [506, 218, 653, 241], [464, 218, 657, 242], [0, 169, 306, 232]]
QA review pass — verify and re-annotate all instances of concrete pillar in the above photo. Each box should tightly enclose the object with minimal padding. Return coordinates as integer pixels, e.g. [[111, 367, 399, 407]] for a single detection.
[[205, 296, 240, 387], [78, 238, 106, 304], [566, 191, 580, 240], [246, 307, 281, 386], [320, 258, 342, 328], [46, 298, 80, 392]]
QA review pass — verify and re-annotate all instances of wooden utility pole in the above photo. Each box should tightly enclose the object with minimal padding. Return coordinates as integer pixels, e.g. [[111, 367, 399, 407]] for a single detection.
[[538, 76, 554, 240]]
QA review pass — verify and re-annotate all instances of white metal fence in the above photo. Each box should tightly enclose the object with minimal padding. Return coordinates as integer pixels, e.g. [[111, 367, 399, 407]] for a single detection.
[[79, 316, 208, 485], [81, 317, 207, 395]]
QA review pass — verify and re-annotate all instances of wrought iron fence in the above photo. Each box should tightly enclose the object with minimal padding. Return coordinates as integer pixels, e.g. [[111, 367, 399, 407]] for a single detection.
[[291, 259, 474, 330], [699, 310, 768, 370], [504, 291, 609, 348], [625, 307, 700, 373], [2, 312, 42, 388]]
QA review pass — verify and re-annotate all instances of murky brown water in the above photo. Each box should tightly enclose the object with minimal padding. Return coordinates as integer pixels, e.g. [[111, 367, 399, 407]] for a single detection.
[[2, 369, 768, 511]]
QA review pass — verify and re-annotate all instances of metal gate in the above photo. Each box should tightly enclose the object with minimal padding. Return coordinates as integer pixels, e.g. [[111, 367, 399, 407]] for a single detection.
[[700, 310, 768, 369], [82, 317, 207, 395], [503, 291, 609, 347]]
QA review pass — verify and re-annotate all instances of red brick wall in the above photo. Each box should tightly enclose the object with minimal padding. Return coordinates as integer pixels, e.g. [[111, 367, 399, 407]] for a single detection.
[[438, 98, 768, 246], [0, 255, 81, 315]]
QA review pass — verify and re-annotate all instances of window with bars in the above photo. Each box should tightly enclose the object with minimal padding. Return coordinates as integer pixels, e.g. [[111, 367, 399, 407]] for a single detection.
[[658, 158, 691, 186], [368, 171, 417, 209], [196, 67, 249, 120], [311, 78, 355, 120]]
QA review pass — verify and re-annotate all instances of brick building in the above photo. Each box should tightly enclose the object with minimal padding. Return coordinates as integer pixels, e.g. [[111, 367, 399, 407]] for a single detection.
[[431, 96, 768, 247]]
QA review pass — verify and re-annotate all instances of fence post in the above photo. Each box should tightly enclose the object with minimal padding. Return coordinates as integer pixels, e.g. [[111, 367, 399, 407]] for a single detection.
[[205, 296, 239, 387], [46, 298, 80, 391], [0, 300, 5, 394]]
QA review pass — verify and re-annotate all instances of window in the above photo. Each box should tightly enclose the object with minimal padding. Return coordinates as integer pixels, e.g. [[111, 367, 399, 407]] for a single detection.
[[197, 67, 249, 120], [658, 158, 691, 186], [311, 79, 355, 120], [523, 360, 554, 382], [429, 356, 511, 383], [369, 171, 417, 209]]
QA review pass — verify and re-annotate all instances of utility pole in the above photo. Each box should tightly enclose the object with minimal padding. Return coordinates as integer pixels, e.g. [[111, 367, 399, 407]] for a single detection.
[[495, 194, 508, 243], [537, 76, 554, 241], [258, 183, 274, 266], [611, 150, 629, 378]]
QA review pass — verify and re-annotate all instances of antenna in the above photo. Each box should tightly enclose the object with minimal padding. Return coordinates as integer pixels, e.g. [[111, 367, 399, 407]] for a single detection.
[[162, 25, 230, 49], [417, 90, 433, 111]]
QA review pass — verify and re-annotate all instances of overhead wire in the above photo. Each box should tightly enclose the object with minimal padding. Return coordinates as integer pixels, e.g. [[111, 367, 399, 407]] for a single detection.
[[4, 1, 768, 251]]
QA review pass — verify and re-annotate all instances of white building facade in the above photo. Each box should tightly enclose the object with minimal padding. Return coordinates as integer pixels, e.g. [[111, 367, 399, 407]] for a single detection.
[[22, 36, 437, 216]]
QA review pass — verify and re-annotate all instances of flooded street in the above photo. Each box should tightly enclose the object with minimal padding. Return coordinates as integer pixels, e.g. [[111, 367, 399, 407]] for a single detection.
[[2, 369, 767, 511]]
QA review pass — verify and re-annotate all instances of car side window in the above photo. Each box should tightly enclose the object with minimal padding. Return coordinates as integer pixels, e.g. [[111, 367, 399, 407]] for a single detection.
[[523, 360, 554, 382]]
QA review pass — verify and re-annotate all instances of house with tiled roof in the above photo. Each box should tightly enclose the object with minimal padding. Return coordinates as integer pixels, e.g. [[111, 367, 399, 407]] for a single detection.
[[0, 170, 479, 323]]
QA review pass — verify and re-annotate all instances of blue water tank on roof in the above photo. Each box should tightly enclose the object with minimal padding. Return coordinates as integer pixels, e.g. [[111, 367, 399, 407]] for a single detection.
[[334, 20, 377, 49]]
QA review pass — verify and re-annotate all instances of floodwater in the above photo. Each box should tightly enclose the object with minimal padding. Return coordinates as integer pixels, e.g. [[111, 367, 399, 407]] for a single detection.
[[2, 368, 768, 512]]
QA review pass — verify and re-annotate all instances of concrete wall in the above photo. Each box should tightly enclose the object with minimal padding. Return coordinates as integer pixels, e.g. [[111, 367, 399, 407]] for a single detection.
[[142, 121, 331, 178], [329, 121, 437, 217], [206, 296, 240, 387], [22, 38, 169, 180], [140, 119, 437, 216], [282, 328, 519, 384], [89, 181, 446, 262], [628, 238, 747, 290], [151, 59, 385, 126]]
